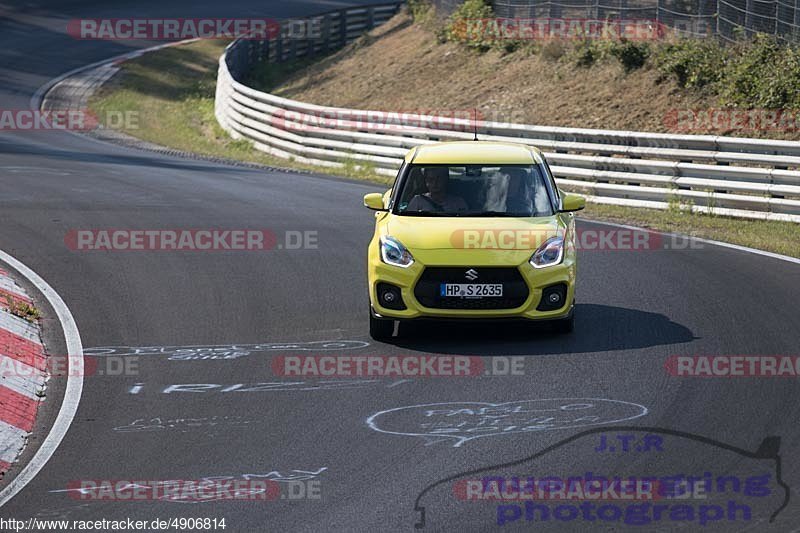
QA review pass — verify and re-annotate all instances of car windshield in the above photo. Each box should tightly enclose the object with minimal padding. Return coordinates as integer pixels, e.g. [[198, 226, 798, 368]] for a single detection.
[[395, 164, 554, 217]]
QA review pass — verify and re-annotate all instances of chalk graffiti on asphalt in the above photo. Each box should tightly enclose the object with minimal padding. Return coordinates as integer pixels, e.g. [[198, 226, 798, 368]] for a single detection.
[[112, 415, 255, 433], [128, 380, 384, 394], [34, 504, 91, 520], [50, 468, 328, 504], [85, 340, 370, 360], [367, 398, 649, 448]]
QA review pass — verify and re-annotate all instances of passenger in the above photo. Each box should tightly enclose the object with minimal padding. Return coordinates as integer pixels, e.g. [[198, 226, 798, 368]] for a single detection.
[[407, 167, 468, 212], [503, 167, 533, 214]]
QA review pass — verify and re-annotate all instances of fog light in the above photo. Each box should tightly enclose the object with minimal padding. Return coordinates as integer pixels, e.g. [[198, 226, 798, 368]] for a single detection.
[[537, 283, 568, 311], [376, 282, 406, 310]]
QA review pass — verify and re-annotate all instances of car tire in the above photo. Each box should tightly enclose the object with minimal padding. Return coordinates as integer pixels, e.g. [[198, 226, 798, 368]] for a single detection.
[[369, 311, 394, 340], [553, 305, 575, 334]]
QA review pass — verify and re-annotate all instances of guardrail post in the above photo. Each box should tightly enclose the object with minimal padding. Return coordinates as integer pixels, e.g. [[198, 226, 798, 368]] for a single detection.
[[288, 35, 297, 60], [794, 0, 800, 39], [775, 0, 780, 35], [367, 7, 376, 30], [321, 14, 331, 53], [340, 9, 348, 47], [655, 0, 661, 27], [275, 23, 284, 63]]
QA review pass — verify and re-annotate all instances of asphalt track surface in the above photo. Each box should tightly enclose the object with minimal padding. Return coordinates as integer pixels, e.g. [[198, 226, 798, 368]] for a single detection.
[[0, 1, 799, 531]]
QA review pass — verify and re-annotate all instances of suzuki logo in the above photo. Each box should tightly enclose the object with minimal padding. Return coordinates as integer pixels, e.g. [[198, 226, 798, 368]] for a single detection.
[[465, 269, 479, 281]]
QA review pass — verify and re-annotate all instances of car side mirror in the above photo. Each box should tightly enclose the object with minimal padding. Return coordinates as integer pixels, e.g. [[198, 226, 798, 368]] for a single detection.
[[560, 193, 586, 212], [364, 193, 388, 211]]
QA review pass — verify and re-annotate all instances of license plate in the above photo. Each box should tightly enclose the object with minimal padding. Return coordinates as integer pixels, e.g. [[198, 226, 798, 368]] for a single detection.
[[440, 283, 503, 297]]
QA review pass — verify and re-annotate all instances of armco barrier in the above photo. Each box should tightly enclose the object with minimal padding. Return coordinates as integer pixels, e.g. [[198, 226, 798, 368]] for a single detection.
[[214, 2, 800, 222]]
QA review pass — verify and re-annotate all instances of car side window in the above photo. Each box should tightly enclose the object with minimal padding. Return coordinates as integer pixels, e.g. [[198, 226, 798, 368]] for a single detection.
[[388, 162, 407, 210], [540, 160, 561, 212]]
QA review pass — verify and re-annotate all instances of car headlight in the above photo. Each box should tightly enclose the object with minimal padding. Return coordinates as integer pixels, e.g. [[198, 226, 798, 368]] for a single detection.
[[380, 236, 414, 268], [529, 235, 564, 269]]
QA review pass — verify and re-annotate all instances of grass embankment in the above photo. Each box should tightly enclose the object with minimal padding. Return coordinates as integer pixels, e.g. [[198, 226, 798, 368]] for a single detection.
[[263, 2, 800, 139], [89, 16, 799, 258], [90, 40, 385, 183], [583, 204, 799, 257]]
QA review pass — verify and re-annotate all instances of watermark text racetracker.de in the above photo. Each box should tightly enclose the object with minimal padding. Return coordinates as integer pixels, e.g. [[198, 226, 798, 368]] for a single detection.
[[0, 109, 138, 131], [65, 229, 318, 251], [67, 17, 329, 40], [455, 477, 674, 502], [271, 355, 526, 378], [664, 108, 800, 133], [0, 355, 139, 378], [50, 468, 327, 504], [665, 355, 800, 377], [68, 18, 279, 40], [450, 228, 702, 251], [58, 478, 321, 502], [454, 18, 666, 41], [271, 108, 481, 134]]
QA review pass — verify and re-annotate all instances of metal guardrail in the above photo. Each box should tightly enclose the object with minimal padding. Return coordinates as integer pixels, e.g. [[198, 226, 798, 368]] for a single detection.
[[222, 3, 404, 80], [215, 2, 800, 222]]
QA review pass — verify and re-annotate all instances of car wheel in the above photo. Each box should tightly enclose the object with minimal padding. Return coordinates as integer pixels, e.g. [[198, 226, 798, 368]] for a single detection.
[[369, 311, 394, 340]]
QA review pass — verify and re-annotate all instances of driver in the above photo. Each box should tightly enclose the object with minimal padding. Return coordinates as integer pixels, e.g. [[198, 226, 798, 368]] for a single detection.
[[407, 167, 468, 212]]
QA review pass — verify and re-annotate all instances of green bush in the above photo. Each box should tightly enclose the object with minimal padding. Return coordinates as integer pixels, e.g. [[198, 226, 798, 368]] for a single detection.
[[719, 34, 800, 109], [407, 0, 433, 23], [438, 6, 800, 110], [568, 38, 623, 67], [654, 39, 727, 89], [443, 0, 496, 51], [610, 40, 650, 72], [569, 39, 604, 67], [653, 34, 800, 109]]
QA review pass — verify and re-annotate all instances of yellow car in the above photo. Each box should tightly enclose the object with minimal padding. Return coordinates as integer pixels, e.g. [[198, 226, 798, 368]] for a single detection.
[[364, 141, 585, 340]]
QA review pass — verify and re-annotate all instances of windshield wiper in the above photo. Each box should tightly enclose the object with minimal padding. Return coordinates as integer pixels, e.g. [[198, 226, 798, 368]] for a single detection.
[[398, 211, 450, 217], [399, 211, 535, 217], [458, 211, 533, 217]]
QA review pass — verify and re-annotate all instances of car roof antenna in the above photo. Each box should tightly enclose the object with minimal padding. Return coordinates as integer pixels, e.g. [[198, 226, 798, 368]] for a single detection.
[[472, 107, 479, 141]]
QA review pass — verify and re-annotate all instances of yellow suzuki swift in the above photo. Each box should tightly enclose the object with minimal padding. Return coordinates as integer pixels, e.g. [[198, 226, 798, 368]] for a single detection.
[[364, 141, 585, 340]]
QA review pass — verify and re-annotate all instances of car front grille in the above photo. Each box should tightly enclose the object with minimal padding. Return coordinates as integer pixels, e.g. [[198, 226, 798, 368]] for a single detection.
[[414, 267, 529, 310]]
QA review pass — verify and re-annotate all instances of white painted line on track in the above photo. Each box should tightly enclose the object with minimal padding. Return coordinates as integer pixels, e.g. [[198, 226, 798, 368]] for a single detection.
[[30, 39, 200, 110], [582, 218, 800, 266], [0, 250, 83, 508]]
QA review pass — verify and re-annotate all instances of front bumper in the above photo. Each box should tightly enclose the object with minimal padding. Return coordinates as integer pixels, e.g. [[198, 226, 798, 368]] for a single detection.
[[368, 247, 576, 321]]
